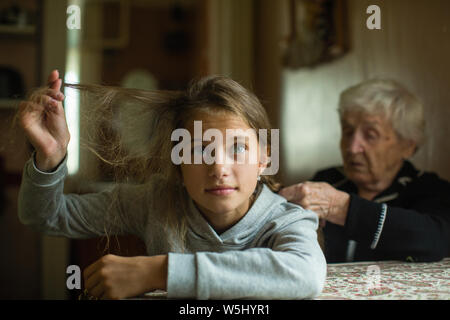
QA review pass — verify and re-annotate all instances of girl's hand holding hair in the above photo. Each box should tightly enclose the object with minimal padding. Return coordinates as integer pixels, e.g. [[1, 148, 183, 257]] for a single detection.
[[18, 70, 70, 172], [83, 254, 168, 300]]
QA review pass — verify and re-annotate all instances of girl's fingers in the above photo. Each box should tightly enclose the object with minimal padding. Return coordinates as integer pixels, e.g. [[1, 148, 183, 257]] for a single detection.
[[84, 268, 102, 292], [47, 70, 62, 92], [83, 257, 105, 280], [44, 88, 65, 101], [84, 266, 104, 299], [29, 94, 59, 108], [88, 282, 105, 300], [47, 70, 59, 85], [19, 101, 46, 117], [19, 100, 39, 113], [18, 101, 49, 131], [51, 78, 62, 92]]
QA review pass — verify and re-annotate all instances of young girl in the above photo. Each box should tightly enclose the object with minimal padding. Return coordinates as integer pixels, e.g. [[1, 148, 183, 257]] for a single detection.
[[17, 70, 326, 300]]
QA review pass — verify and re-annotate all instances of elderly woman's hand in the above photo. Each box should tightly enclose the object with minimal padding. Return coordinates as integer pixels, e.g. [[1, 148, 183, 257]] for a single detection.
[[279, 182, 350, 227]]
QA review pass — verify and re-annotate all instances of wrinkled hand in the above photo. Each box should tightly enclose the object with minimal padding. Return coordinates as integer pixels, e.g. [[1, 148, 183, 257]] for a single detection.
[[83, 254, 167, 300], [279, 182, 350, 227]]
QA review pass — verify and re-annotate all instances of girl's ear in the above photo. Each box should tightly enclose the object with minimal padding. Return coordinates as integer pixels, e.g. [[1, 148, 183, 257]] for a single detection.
[[258, 157, 268, 176], [258, 144, 270, 176], [258, 166, 266, 177]]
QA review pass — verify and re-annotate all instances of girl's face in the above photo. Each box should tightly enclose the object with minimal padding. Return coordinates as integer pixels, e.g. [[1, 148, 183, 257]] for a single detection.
[[180, 110, 267, 234]]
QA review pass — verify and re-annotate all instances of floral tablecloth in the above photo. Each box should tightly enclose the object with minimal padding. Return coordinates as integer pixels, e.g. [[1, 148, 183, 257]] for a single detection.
[[316, 258, 450, 300]]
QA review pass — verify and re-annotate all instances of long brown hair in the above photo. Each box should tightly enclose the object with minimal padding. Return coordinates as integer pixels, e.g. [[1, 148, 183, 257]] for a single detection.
[[66, 75, 281, 251]]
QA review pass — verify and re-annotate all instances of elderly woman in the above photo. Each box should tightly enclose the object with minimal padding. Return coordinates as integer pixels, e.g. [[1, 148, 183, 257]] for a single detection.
[[280, 79, 450, 263]]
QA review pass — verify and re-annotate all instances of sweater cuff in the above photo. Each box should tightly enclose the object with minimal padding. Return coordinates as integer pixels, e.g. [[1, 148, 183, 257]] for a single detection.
[[345, 194, 383, 246], [25, 151, 68, 187], [167, 253, 197, 298]]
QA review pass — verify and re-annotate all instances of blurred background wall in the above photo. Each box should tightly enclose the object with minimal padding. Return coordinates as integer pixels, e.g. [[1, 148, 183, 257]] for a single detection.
[[0, 0, 449, 299]]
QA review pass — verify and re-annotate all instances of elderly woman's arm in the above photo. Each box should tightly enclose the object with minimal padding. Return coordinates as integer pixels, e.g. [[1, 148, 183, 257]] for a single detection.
[[280, 168, 450, 262], [344, 191, 450, 262], [321, 168, 450, 262]]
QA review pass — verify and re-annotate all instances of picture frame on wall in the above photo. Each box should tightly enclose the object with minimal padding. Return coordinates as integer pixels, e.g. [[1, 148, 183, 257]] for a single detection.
[[283, 0, 349, 69]]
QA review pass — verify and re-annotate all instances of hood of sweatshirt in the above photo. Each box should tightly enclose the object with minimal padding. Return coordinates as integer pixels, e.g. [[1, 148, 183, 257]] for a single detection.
[[185, 183, 289, 250]]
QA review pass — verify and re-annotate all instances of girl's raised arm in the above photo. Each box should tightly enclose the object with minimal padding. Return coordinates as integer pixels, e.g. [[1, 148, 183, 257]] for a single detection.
[[17, 70, 151, 239]]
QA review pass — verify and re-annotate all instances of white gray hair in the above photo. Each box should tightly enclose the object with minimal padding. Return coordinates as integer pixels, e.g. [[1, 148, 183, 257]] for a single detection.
[[338, 79, 425, 148]]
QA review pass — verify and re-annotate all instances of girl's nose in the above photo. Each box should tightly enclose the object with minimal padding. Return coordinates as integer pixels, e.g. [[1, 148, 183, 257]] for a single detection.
[[207, 147, 232, 179], [208, 162, 231, 179]]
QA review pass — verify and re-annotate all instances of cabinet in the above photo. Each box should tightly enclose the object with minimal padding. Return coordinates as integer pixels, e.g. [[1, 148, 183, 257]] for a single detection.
[[0, 0, 43, 299], [0, 1, 42, 109]]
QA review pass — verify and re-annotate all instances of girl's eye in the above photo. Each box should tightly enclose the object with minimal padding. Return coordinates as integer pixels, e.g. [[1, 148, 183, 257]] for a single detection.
[[233, 143, 247, 154]]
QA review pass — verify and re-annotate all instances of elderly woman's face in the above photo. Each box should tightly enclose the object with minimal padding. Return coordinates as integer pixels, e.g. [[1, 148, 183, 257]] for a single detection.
[[340, 111, 415, 191]]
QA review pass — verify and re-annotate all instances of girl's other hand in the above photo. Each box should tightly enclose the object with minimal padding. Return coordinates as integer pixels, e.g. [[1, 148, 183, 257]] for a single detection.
[[83, 254, 168, 300], [18, 69, 70, 172]]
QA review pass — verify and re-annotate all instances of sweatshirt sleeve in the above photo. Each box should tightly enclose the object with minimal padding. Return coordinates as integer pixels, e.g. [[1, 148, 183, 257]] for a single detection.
[[166, 209, 327, 300], [18, 153, 150, 239]]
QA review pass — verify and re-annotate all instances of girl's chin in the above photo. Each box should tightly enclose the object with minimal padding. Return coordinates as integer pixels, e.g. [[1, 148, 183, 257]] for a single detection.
[[195, 198, 250, 216], [200, 203, 240, 215]]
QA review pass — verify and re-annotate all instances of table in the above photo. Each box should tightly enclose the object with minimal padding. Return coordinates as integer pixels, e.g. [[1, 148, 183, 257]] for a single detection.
[[315, 258, 450, 300], [140, 258, 450, 300]]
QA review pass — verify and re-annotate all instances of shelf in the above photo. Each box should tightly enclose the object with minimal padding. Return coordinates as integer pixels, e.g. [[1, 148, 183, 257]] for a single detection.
[[0, 24, 36, 35], [0, 99, 20, 110]]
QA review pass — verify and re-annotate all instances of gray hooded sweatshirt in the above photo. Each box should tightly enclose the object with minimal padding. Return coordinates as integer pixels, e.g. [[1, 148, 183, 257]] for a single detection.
[[18, 154, 327, 299]]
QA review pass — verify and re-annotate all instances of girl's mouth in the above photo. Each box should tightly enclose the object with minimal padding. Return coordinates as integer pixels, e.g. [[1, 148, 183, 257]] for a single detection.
[[205, 186, 237, 196]]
